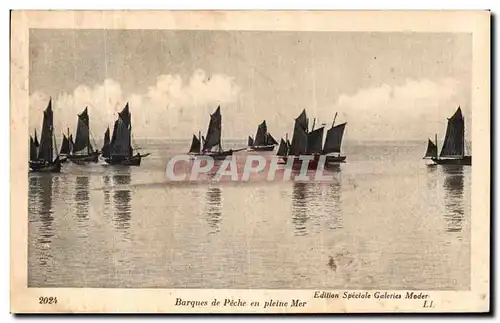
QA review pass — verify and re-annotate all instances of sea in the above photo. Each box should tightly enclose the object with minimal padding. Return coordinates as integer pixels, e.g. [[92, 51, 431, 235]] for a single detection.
[[28, 140, 471, 290]]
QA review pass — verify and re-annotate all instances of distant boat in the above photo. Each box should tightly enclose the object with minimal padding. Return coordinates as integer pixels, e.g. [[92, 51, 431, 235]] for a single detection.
[[248, 120, 279, 151], [67, 107, 100, 164], [424, 106, 471, 166], [29, 129, 40, 162], [101, 126, 111, 160], [189, 106, 245, 160], [188, 132, 202, 155], [29, 98, 62, 173], [104, 103, 150, 166]]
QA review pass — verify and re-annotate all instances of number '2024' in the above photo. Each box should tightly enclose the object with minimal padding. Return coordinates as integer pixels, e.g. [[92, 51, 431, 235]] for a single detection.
[[39, 297, 57, 304]]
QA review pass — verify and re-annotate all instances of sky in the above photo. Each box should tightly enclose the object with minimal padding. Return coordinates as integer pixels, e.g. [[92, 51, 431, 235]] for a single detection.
[[29, 29, 472, 141]]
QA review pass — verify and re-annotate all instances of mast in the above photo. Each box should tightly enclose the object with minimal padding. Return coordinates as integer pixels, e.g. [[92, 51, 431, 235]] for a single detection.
[[463, 111, 466, 157], [87, 107, 91, 155], [332, 112, 338, 128], [199, 130, 202, 153]]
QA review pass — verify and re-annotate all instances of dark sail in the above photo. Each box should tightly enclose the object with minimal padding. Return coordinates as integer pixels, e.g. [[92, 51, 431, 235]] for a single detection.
[[424, 139, 438, 158], [30, 136, 37, 161], [102, 127, 110, 158], [189, 134, 201, 154], [73, 107, 92, 153], [202, 106, 222, 152], [60, 134, 70, 155], [37, 99, 54, 162], [110, 118, 131, 157], [254, 121, 268, 146], [34, 129, 39, 147], [267, 133, 279, 146], [110, 104, 133, 157], [323, 122, 347, 154], [289, 121, 308, 155], [440, 107, 465, 158], [248, 136, 254, 147], [295, 109, 308, 132], [307, 127, 324, 154], [277, 138, 288, 156], [119, 103, 131, 129]]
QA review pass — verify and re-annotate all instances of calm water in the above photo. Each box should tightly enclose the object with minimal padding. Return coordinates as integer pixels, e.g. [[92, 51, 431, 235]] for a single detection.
[[28, 140, 470, 290]]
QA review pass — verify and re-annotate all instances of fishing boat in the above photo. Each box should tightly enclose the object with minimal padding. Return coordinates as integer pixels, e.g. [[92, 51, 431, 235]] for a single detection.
[[58, 130, 74, 163], [424, 106, 471, 166], [101, 126, 111, 160], [189, 106, 245, 160], [248, 120, 279, 151], [323, 112, 347, 163], [29, 98, 62, 173], [67, 107, 100, 163], [188, 132, 202, 155], [283, 109, 322, 169], [276, 134, 290, 164], [281, 110, 347, 169], [104, 103, 150, 166], [423, 136, 438, 165]]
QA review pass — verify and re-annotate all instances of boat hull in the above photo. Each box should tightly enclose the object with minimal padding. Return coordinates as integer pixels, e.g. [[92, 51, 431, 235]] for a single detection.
[[283, 156, 320, 170], [325, 155, 347, 163], [190, 148, 246, 160], [29, 159, 62, 173], [104, 153, 148, 166], [192, 150, 234, 161], [248, 145, 275, 152], [68, 152, 100, 164], [431, 156, 471, 166]]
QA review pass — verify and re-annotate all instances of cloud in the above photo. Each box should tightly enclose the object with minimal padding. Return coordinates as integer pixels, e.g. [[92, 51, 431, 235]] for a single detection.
[[29, 69, 241, 140], [30, 75, 469, 142], [313, 78, 469, 141]]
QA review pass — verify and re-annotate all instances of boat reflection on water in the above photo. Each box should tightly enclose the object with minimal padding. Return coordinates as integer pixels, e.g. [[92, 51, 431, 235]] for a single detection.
[[441, 165, 465, 234], [74, 176, 90, 237], [205, 185, 223, 234], [101, 168, 133, 237], [113, 169, 132, 236], [425, 163, 438, 190], [28, 175, 55, 275], [291, 182, 308, 236], [291, 171, 343, 236]]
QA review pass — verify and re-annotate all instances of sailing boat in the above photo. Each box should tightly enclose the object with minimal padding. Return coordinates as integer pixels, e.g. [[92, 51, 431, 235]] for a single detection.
[[67, 107, 100, 163], [58, 129, 73, 163], [424, 106, 471, 166], [189, 106, 245, 160], [276, 134, 290, 165], [423, 137, 438, 163], [104, 103, 150, 166], [101, 126, 111, 160], [323, 112, 347, 163], [29, 98, 62, 173], [188, 132, 202, 155], [248, 120, 279, 151], [283, 109, 323, 169], [283, 109, 347, 169], [29, 129, 40, 162]]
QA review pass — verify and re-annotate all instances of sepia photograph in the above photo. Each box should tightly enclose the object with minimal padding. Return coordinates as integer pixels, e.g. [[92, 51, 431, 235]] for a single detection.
[[10, 10, 490, 313]]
